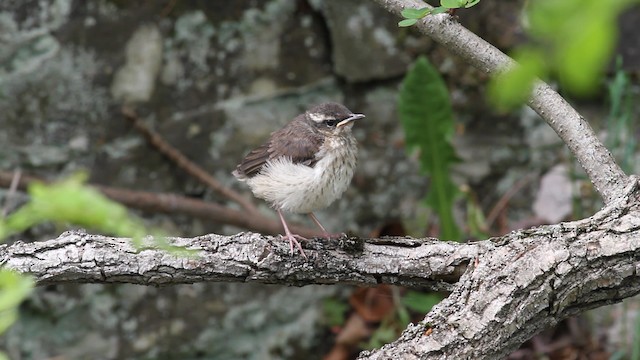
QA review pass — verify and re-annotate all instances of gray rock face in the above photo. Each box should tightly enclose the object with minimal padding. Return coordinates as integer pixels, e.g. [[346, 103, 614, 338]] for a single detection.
[[3, 0, 616, 358], [318, 0, 416, 82]]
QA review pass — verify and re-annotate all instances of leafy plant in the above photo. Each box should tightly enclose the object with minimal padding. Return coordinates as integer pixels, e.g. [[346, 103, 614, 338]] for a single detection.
[[364, 290, 443, 349], [606, 57, 636, 174], [399, 56, 462, 241], [398, 0, 480, 27]]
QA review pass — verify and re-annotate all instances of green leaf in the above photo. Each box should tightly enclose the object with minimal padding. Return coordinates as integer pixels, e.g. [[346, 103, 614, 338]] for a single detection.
[[401, 7, 429, 19], [398, 19, 418, 27], [402, 291, 442, 313], [0, 173, 198, 255], [397, 305, 410, 326], [365, 324, 397, 349], [522, 0, 635, 96], [465, 0, 480, 8], [441, 0, 465, 9], [488, 47, 545, 110], [0, 173, 148, 241], [0, 270, 33, 334], [430, 7, 449, 15], [399, 56, 462, 241]]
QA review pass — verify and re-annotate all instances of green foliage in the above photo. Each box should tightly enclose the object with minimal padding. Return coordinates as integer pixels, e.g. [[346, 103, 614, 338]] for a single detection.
[[0, 268, 33, 360], [606, 58, 636, 174], [0, 173, 147, 241], [323, 297, 348, 327], [462, 187, 489, 239], [0, 270, 33, 334], [489, 0, 637, 108], [399, 56, 462, 241], [401, 291, 442, 313], [0, 173, 193, 254], [488, 47, 545, 110], [398, 0, 479, 27], [633, 309, 640, 360], [364, 291, 442, 350]]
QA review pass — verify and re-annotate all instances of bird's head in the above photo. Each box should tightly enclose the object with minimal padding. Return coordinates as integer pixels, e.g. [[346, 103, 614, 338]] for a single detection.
[[305, 102, 365, 137]]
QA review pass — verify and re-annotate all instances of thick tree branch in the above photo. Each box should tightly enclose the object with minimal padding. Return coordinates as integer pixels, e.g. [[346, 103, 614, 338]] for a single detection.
[[360, 177, 640, 359], [372, 0, 629, 204], [0, 231, 473, 290]]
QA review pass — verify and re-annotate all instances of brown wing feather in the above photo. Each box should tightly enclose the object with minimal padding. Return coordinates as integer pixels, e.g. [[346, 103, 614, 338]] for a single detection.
[[233, 142, 271, 178], [233, 116, 323, 179]]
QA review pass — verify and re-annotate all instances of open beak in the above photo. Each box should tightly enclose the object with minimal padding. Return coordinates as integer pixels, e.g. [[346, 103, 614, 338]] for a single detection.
[[337, 113, 365, 128]]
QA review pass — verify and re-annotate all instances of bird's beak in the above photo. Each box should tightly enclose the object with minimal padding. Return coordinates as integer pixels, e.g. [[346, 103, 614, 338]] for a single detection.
[[337, 113, 365, 128]]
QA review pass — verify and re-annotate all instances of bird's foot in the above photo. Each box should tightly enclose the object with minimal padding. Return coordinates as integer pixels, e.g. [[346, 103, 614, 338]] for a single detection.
[[281, 233, 308, 258]]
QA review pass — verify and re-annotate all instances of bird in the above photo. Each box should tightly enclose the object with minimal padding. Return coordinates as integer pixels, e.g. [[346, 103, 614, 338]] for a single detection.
[[232, 102, 365, 257]]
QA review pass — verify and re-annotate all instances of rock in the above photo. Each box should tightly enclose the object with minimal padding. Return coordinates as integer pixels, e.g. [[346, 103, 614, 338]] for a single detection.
[[533, 164, 573, 223], [317, 0, 416, 82]]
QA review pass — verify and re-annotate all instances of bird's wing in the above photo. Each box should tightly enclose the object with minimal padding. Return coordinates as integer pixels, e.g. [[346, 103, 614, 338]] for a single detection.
[[233, 142, 271, 178], [234, 123, 323, 178]]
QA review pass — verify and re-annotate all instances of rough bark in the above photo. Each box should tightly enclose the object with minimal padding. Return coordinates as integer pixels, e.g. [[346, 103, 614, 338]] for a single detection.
[[0, 231, 474, 290], [371, 0, 629, 204]]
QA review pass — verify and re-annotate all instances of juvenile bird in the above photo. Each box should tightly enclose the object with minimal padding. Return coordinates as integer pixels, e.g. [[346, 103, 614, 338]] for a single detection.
[[233, 102, 364, 257]]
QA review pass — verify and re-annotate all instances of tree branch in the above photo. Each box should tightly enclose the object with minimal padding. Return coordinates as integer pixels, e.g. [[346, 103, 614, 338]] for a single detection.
[[372, 0, 629, 204], [0, 231, 474, 290], [359, 177, 640, 359]]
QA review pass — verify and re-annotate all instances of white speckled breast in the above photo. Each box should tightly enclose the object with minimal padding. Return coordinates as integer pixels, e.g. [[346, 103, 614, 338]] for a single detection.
[[246, 135, 357, 214]]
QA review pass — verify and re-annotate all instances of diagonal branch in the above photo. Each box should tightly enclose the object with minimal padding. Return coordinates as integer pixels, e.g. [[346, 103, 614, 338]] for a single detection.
[[121, 106, 260, 214], [359, 177, 640, 359], [372, 0, 629, 204]]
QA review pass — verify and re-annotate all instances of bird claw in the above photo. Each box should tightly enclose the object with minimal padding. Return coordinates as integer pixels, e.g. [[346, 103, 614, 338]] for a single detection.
[[281, 234, 308, 258]]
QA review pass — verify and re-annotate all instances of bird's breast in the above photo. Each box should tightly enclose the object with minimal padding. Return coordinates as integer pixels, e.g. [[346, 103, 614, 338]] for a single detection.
[[245, 135, 357, 214]]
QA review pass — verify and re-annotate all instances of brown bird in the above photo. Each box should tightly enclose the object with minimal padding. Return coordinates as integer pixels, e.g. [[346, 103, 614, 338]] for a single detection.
[[233, 102, 365, 257]]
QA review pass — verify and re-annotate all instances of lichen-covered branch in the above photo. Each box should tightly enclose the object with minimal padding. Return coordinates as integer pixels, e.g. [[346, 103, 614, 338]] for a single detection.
[[371, 0, 629, 204], [360, 178, 640, 359]]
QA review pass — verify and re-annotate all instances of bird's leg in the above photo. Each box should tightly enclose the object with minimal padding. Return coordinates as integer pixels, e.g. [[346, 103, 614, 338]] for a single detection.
[[277, 209, 307, 258], [308, 213, 345, 239]]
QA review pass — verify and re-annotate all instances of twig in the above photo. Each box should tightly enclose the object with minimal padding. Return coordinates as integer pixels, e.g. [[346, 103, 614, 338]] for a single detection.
[[485, 173, 534, 229], [1, 169, 21, 218], [0, 171, 318, 238], [121, 106, 259, 214]]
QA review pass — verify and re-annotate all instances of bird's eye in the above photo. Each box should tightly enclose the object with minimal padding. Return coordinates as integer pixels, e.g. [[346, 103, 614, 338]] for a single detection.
[[325, 119, 339, 127]]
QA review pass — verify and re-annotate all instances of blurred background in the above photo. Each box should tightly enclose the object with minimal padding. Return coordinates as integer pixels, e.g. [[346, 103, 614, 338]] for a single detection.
[[1, 0, 639, 359]]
